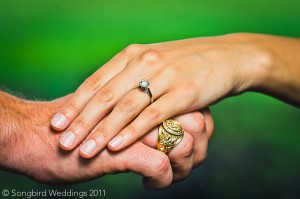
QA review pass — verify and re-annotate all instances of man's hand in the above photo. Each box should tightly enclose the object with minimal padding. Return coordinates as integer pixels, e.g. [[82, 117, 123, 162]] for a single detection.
[[0, 92, 172, 188], [0, 92, 213, 189]]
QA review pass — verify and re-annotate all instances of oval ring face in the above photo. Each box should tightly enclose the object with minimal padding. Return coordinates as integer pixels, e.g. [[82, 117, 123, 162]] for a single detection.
[[162, 119, 183, 136]]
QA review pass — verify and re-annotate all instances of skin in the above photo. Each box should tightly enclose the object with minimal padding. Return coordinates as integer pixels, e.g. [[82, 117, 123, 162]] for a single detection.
[[50, 33, 300, 159], [0, 92, 213, 189]]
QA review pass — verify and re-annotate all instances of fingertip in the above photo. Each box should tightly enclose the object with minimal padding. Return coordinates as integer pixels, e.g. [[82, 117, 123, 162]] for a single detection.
[[59, 131, 76, 151], [51, 112, 68, 131], [59, 141, 75, 151], [51, 124, 67, 132], [108, 135, 125, 151], [79, 151, 94, 159], [79, 139, 97, 159], [107, 144, 120, 152]]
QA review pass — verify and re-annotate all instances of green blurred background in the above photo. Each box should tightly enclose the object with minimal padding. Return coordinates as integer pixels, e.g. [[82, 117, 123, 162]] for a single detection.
[[1, 0, 300, 198]]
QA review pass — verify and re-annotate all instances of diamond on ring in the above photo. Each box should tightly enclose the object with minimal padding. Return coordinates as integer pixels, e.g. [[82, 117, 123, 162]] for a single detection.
[[139, 79, 150, 89], [139, 79, 153, 104]]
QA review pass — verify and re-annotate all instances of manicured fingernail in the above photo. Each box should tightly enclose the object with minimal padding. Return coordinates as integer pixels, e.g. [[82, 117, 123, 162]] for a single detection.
[[109, 136, 123, 148], [60, 131, 76, 147], [80, 140, 96, 155], [51, 113, 67, 128]]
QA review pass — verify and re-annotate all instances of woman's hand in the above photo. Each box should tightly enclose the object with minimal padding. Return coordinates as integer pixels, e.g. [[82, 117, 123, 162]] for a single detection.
[[51, 33, 272, 158]]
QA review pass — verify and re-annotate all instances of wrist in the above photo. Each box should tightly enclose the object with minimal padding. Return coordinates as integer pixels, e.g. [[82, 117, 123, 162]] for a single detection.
[[223, 33, 274, 94], [0, 92, 29, 171], [0, 91, 74, 182]]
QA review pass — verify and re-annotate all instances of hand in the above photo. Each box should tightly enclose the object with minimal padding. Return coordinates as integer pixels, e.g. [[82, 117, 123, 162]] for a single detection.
[[141, 108, 214, 182], [0, 92, 213, 188], [49, 34, 253, 158]]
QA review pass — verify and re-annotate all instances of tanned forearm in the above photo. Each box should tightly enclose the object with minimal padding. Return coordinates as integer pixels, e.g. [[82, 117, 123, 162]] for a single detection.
[[0, 92, 25, 170]]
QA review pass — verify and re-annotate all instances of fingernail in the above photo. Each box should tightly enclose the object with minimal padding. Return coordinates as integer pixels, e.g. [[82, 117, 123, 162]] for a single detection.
[[109, 136, 123, 148], [51, 113, 67, 128], [60, 131, 76, 147], [80, 140, 96, 155]]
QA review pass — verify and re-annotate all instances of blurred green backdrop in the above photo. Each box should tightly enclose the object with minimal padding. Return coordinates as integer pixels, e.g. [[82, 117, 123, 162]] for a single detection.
[[1, 0, 300, 199]]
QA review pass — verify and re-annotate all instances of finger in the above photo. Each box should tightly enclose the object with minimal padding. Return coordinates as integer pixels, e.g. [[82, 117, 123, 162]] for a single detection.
[[139, 111, 201, 147], [50, 52, 128, 131], [126, 143, 173, 190], [168, 132, 194, 182], [141, 112, 205, 181], [58, 68, 138, 151], [174, 110, 210, 168], [141, 111, 209, 172], [178, 110, 207, 168], [50, 44, 145, 131], [90, 142, 173, 190], [108, 91, 192, 151], [83, 75, 170, 158], [60, 52, 164, 151], [201, 108, 214, 140]]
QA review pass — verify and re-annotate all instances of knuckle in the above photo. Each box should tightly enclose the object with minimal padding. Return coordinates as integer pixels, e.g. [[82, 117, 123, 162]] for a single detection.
[[74, 119, 88, 131], [94, 127, 109, 139], [155, 155, 170, 177], [143, 107, 162, 122], [123, 44, 143, 55], [126, 124, 137, 137], [117, 96, 137, 113], [64, 102, 79, 117], [95, 86, 114, 103], [180, 137, 194, 158], [83, 76, 102, 92], [139, 50, 161, 64]]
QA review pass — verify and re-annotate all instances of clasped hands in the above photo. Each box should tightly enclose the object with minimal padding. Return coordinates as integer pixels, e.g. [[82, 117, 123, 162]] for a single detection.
[[6, 33, 288, 189], [47, 38, 224, 188], [46, 33, 280, 188], [2, 37, 226, 189]]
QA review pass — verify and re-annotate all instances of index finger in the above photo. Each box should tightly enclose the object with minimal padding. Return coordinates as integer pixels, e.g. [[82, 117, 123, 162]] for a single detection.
[[51, 50, 129, 131]]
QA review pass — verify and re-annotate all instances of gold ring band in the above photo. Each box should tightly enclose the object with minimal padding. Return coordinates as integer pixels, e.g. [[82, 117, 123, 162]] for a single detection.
[[156, 119, 184, 153]]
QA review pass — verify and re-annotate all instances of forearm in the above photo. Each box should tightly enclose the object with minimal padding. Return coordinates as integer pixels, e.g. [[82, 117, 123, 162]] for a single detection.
[[0, 92, 26, 170], [242, 33, 300, 107]]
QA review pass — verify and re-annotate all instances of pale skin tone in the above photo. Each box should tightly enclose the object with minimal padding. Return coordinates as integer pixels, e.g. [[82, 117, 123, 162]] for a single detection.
[[0, 92, 213, 189], [51, 33, 300, 158]]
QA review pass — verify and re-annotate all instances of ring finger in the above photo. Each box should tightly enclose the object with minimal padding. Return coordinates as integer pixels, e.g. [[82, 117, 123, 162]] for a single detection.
[[140, 114, 198, 182]]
